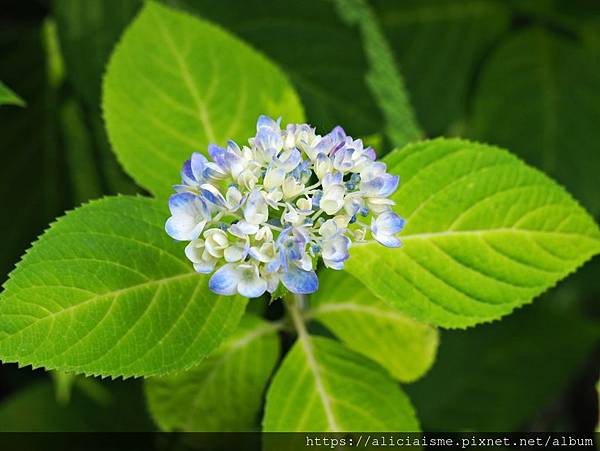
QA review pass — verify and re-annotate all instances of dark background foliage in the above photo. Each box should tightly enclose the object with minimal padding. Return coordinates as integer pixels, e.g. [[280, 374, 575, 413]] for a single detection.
[[0, 0, 598, 432]]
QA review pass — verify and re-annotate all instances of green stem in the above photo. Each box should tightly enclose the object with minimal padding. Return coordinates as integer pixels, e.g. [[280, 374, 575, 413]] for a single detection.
[[287, 293, 308, 338]]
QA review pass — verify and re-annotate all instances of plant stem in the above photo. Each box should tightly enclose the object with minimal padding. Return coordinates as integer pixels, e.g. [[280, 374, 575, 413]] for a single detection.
[[287, 293, 308, 338]]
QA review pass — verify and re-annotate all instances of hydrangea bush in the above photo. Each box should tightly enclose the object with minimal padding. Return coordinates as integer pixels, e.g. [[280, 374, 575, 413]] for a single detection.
[[166, 116, 404, 297]]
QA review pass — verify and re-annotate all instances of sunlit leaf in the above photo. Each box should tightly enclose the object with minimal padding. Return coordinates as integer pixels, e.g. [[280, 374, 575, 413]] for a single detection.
[[345, 138, 600, 328], [310, 271, 438, 382], [103, 1, 304, 199], [0, 196, 247, 378], [263, 335, 419, 432]]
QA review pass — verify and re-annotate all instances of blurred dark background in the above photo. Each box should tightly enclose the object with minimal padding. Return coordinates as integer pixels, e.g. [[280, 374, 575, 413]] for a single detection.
[[0, 0, 598, 432]]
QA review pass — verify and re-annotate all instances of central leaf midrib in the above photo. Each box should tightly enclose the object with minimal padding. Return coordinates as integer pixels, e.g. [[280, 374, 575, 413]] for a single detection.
[[298, 335, 340, 432]]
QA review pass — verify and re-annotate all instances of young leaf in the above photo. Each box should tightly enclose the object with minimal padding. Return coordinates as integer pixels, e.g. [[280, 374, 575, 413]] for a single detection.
[[263, 335, 419, 432], [345, 138, 600, 328], [309, 271, 438, 383], [0, 81, 25, 107], [103, 1, 304, 199], [333, 0, 422, 148], [371, 0, 510, 135], [471, 28, 600, 216], [0, 196, 247, 378], [145, 314, 281, 431]]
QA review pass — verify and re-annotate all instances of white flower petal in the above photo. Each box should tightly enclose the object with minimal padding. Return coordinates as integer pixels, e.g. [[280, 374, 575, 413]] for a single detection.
[[244, 190, 269, 225], [237, 264, 268, 298]]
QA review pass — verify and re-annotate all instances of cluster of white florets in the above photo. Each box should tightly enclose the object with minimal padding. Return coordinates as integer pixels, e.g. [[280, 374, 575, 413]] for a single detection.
[[165, 116, 405, 298]]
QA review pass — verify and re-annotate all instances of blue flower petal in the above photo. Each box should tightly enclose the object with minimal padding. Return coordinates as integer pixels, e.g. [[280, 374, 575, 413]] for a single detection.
[[181, 159, 195, 185], [165, 216, 204, 241], [281, 267, 318, 294], [373, 233, 402, 248], [208, 143, 226, 167], [190, 152, 208, 181], [379, 174, 400, 197], [238, 276, 267, 298], [208, 264, 239, 295], [257, 115, 278, 130], [193, 261, 215, 274]]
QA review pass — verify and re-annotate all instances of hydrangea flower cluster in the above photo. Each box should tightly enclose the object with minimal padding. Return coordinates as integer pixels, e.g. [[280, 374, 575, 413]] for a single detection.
[[165, 116, 405, 298]]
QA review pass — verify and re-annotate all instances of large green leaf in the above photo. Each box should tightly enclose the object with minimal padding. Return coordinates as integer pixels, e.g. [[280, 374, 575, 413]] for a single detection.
[[0, 81, 25, 107], [310, 271, 438, 382], [103, 1, 304, 199], [345, 138, 600, 328], [372, 0, 510, 135], [146, 314, 280, 431], [0, 196, 246, 378], [407, 294, 600, 431], [470, 28, 600, 217], [263, 335, 419, 432]]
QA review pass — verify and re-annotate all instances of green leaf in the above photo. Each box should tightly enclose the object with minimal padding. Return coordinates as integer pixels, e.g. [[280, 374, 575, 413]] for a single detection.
[[146, 314, 281, 431], [310, 271, 438, 383], [0, 81, 25, 107], [0, 196, 247, 378], [372, 0, 510, 135], [345, 138, 600, 328], [332, 0, 422, 148], [407, 295, 600, 431], [103, 1, 304, 199], [470, 28, 600, 217], [263, 335, 419, 432]]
